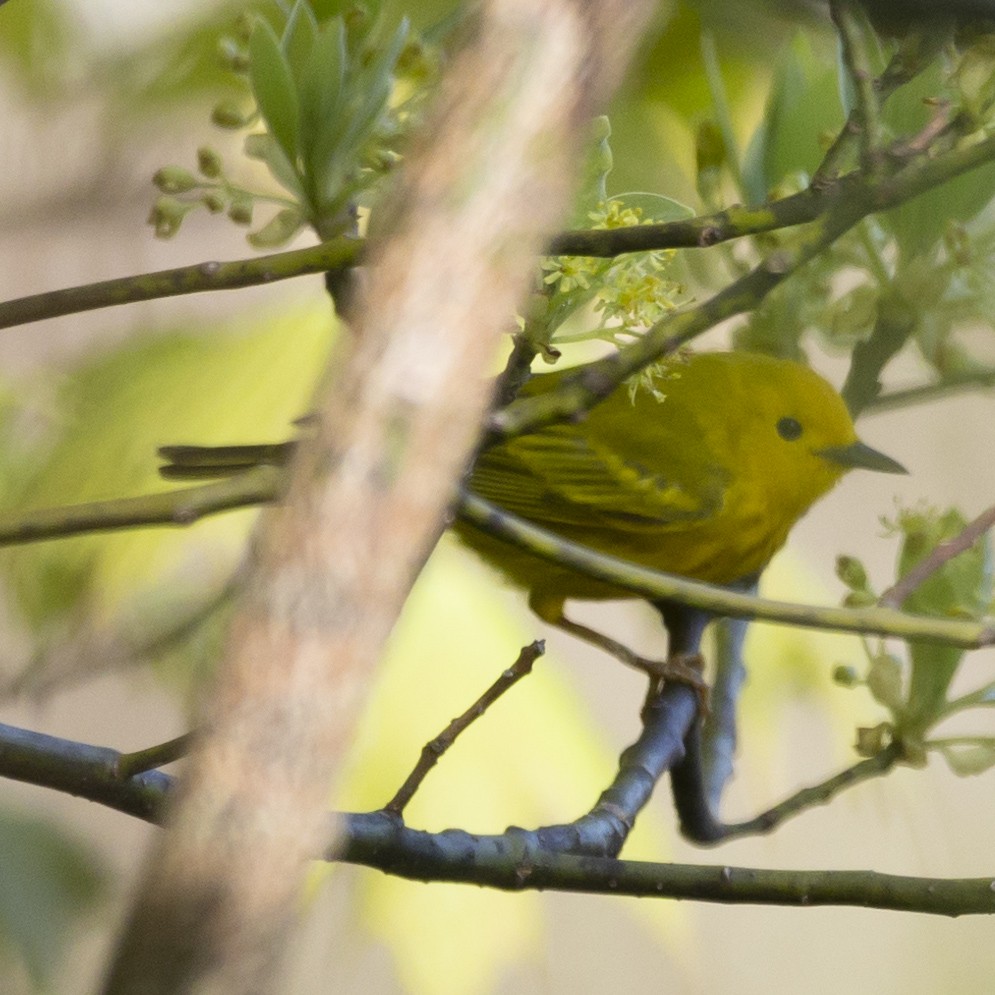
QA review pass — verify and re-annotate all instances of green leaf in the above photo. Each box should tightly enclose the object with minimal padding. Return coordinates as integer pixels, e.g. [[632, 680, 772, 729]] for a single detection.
[[244, 131, 307, 202], [934, 740, 995, 777], [866, 651, 905, 713], [0, 809, 105, 988], [612, 192, 695, 223], [571, 116, 614, 226], [248, 207, 305, 247], [896, 507, 993, 731], [282, 0, 319, 76], [742, 32, 844, 203], [879, 59, 995, 258], [298, 18, 348, 204], [249, 17, 302, 167]]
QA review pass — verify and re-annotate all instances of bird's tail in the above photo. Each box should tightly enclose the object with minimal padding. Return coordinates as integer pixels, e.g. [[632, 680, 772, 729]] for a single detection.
[[158, 442, 295, 480]]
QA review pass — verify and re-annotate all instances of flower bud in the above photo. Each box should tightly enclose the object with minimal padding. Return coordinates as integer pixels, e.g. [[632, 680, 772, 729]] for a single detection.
[[832, 664, 861, 688], [197, 146, 223, 178], [248, 208, 304, 247], [228, 195, 253, 226], [152, 166, 198, 194], [147, 196, 188, 239], [202, 192, 226, 214], [836, 555, 869, 592], [212, 101, 250, 129], [218, 36, 250, 72]]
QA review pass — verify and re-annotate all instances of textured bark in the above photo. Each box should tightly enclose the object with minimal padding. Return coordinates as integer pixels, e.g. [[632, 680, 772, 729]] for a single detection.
[[102, 0, 656, 992]]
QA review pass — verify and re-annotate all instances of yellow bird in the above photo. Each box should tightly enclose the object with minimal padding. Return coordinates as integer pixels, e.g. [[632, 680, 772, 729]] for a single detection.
[[451, 350, 905, 685], [160, 350, 904, 686]]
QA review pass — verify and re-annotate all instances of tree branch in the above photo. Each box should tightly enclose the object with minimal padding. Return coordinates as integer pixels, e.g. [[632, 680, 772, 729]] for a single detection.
[[99, 1, 661, 993], [2, 719, 992, 916], [0, 238, 361, 330], [3, 480, 991, 650], [458, 492, 995, 649]]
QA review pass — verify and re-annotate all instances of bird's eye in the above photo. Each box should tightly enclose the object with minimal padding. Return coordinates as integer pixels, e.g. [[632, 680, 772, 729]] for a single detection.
[[777, 416, 803, 441]]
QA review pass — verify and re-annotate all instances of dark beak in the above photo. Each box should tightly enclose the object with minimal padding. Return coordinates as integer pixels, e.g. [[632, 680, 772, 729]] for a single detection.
[[819, 440, 907, 474]]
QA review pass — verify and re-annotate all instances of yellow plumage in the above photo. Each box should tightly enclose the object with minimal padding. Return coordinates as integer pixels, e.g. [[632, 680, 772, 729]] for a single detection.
[[456, 351, 904, 619], [159, 350, 903, 682]]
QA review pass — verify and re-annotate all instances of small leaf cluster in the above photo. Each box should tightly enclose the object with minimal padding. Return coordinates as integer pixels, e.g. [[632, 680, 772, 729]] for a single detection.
[[720, 29, 995, 396], [835, 504, 995, 774], [149, 0, 434, 246], [521, 119, 692, 379]]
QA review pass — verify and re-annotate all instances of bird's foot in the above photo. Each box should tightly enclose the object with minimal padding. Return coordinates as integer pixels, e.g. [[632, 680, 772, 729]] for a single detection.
[[642, 651, 710, 719]]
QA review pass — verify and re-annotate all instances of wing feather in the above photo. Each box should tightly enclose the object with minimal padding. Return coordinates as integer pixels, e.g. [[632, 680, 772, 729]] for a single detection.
[[469, 420, 725, 531]]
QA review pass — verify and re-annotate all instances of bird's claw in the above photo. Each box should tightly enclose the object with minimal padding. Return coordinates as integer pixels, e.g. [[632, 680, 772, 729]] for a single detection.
[[642, 651, 711, 719]]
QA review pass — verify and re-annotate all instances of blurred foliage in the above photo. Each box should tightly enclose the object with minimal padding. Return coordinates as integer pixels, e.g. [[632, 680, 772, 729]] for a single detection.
[[0, 808, 105, 990], [0, 306, 332, 695], [836, 504, 994, 771]]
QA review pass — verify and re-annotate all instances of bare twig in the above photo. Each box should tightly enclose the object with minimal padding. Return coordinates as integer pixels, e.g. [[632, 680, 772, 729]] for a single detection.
[[675, 740, 903, 844], [384, 641, 544, 817], [0, 238, 361, 330], [116, 734, 196, 779]]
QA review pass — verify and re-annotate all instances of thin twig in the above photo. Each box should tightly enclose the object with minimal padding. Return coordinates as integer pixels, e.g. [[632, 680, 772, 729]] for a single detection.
[[458, 491, 995, 649], [812, 27, 942, 186], [710, 742, 904, 842], [831, 0, 884, 176], [864, 368, 995, 412], [116, 733, 197, 779], [384, 641, 544, 816], [879, 503, 995, 610], [0, 238, 361, 330], [0, 466, 281, 546], [3, 476, 992, 650]]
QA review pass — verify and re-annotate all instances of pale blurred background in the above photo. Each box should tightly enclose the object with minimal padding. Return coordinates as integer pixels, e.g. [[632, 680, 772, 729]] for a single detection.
[[1, 1, 994, 992]]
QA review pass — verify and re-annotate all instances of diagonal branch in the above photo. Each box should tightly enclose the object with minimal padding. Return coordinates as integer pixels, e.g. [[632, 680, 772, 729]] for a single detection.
[[878, 503, 995, 610]]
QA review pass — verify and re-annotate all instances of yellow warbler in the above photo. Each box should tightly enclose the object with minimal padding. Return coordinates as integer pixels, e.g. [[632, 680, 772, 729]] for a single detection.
[[451, 351, 904, 682], [458, 351, 903, 601], [159, 350, 903, 681]]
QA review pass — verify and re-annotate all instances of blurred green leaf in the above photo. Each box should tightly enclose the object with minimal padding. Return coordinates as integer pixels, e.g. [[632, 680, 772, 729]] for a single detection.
[[742, 32, 844, 202], [896, 507, 993, 731], [247, 206, 306, 246], [0, 0, 74, 97], [298, 17, 347, 209], [0, 808, 105, 989], [0, 306, 332, 678], [244, 131, 307, 201], [571, 116, 614, 225], [882, 58, 995, 258], [249, 18, 302, 166], [934, 739, 995, 776], [866, 650, 905, 711], [282, 0, 321, 73]]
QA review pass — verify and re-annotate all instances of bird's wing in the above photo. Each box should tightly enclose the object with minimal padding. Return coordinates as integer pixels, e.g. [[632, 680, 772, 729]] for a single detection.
[[469, 424, 725, 530]]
